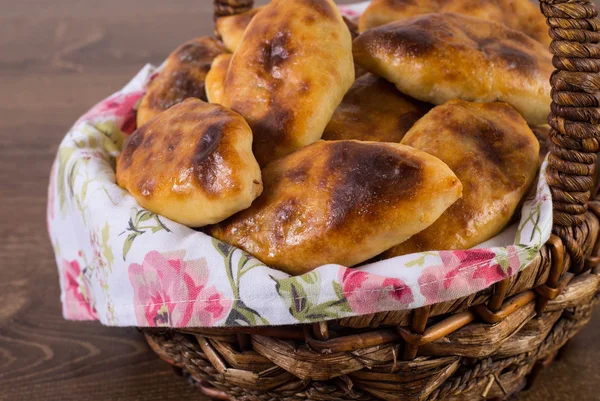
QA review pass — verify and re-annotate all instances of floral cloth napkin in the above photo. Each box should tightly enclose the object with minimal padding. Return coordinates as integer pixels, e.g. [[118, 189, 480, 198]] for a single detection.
[[47, 2, 552, 328]]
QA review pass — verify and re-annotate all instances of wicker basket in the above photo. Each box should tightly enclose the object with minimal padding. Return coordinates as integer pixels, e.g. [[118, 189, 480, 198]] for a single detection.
[[142, 1, 600, 399]]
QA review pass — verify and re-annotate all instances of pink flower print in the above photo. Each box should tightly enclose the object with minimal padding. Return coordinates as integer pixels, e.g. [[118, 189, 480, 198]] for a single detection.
[[128, 251, 232, 327], [62, 258, 98, 320], [418, 248, 517, 305], [455, 249, 511, 286], [79, 91, 143, 134], [339, 269, 414, 315], [418, 252, 468, 304]]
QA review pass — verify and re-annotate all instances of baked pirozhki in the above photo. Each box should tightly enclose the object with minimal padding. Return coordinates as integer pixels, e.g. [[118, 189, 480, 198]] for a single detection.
[[137, 37, 227, 127], [384, 100, 539, 257], [210, 140, 462, 275], [221, 0, 354, 166], [117, 98, 262, 227], [322, 73, 430, 142], [353, 13, 552, 125], [359, 0, 550, 46]]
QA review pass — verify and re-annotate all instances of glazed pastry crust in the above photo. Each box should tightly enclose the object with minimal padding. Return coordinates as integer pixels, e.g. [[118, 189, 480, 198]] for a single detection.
[[137, 37, 227, 127], [205, 53, 232, 105], [359, 0, 550, 46], [222, 0, 355, 166], [322, 73, 430, 142], [384, 100, 539, 257], [353, 13, 553, 125], [210, 140, 462, 275], [216, 7, 265, 52], [117, 98, 262, 227]]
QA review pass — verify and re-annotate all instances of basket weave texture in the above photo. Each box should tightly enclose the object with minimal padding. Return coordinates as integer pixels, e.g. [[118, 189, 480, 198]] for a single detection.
[[142, 1, 600, 400]]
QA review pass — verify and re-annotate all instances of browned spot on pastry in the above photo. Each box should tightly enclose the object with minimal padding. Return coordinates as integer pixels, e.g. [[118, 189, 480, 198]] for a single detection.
[[119, 129, 146, 170], [285, 160, 312, 183], [362, 23, 437, 58], [137, 177, 156, 198], [166, 132, 182, 152], [251, 105, 295, 148], [275, 198, 299, 225], [176, 41, 222, 66], [192, 121, 227, 195], [326, 142, 423, 227], [149, 73, 207, 111], [267, 198, 298, 246], [304, 15, 317, 25], [256, 31, 294, 73], [299, 80, 311, 94], [302, 0, 337, 21], [194, 122, 224, 163], [492, 44, 538, 73]]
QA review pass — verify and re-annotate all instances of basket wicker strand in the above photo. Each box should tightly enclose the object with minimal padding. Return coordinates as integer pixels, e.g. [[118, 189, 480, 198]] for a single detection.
[[143, 1, 600, 400]]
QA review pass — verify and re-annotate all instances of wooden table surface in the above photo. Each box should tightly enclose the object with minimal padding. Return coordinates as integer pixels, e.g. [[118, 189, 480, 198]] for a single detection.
[[1, 1, 599, 400]]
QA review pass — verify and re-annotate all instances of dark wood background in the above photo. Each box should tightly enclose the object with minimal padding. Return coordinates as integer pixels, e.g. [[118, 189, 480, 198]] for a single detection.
[[1, 1, 598, 400]]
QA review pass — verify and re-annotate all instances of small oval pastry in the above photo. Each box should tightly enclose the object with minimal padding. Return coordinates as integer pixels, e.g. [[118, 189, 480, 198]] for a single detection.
[[205, 54, 232, 105], [322, 73, 431, 142], [384, 100, 539, 258], [359, 0, 550, 46], [137, 37, 227, 127], [353, 13, 552, 125], [117, 98, 262, 227], [222, 0, 355, 167], [210, 140, 462, 275], [216, 6, 265, 52]]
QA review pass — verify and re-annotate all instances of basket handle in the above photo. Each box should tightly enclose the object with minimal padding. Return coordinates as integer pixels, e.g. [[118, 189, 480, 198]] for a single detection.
[[541, 0, 600, 270], [213, 0, 254, 19]]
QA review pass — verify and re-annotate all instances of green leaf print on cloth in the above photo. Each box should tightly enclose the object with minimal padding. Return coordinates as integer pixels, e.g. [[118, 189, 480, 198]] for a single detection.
[[213, 239, 269, 326], [121, 208, 171, 260]]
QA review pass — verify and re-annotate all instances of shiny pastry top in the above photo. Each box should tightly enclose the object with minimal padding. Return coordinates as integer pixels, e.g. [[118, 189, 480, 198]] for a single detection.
[[385, 100, 539, 257], [359, 0, 550, 46], [210, 140, 462, 275], [221, 0, 355, 166], [117, 98, 262, 227], [353, 12, 553, 125], [323, 73, 431, 142], [137, 36, 227, 127]]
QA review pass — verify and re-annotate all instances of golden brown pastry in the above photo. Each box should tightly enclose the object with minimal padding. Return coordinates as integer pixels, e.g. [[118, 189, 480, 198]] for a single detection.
[[210, 140, 462, 275], [359, 0, 550, 46], [205, 54, 232, 105], [222, 0, 355, 167], [137, 37, 227, 127], [216, 6, 360, 52], [353, 13, 553, 125], [384, 100, 539, 257], [216, 6, 265, 52], [117, 98, 262, 227], [322, 73, 430, 142], [530, 125, 552, 164]]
